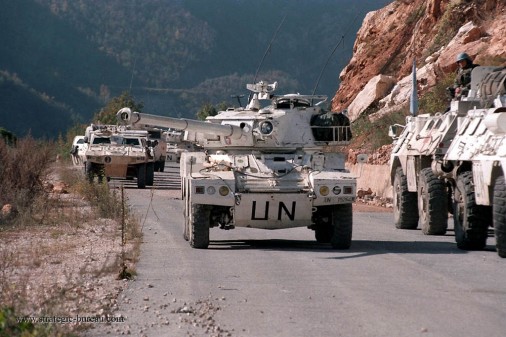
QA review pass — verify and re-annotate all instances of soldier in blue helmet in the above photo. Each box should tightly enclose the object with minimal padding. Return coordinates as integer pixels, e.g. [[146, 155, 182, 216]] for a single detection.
[[447, 52, 479, 100]]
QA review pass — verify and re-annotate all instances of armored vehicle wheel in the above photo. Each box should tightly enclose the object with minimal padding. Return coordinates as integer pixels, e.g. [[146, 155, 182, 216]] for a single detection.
[[158, 161, 165, 172], [85, 161, 94, 183], [190, 204, 210, 249], [183, 204, 190, 241], [418, 168, 448, 235], [183, 213, 190, 241], [393, 167, 419, 229], [454, 171, 491, 250], [313, 206, 332, 243], [137, 163, 146, 189], [330, 204, 352, 249], [315, 226, 332, 243], [493, 175, 506, 258], [146, 162, 154, 186], [86, 162, 104, 183], [183, 188, 190, 241]]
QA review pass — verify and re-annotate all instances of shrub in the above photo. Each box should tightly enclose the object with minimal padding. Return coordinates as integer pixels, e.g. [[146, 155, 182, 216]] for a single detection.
[[351, 107, 409, 152], [0, 137, 54, 224], [419, 72, 455, 114]]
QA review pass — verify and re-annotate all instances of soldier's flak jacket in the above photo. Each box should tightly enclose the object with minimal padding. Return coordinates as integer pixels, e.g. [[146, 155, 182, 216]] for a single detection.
[[454, 64, 479, 97]]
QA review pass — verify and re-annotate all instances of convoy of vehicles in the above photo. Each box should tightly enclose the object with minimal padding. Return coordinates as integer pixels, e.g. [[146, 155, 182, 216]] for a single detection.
[[389, 66, 506, 257], [67, 64, 506, 257]]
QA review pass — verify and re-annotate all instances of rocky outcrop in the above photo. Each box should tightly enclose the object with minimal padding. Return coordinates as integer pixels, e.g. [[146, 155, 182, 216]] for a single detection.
[[347, 75, 396, 121], [333, 0, 506, 120]]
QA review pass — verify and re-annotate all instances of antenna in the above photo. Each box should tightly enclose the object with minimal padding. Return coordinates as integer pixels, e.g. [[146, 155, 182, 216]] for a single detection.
[[252, 14, 286, 85], [409, 21, 422, 116], [129, 56, 137, 93], [230, 94, 245, 108], [312, 14, 359, 95]]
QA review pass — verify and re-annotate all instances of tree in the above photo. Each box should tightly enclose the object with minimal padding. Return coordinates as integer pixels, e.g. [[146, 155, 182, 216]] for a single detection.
[[196, 103, 217, 121], [93, 92, 144, 124], [0, 127, 17, 145], [196, 101, 229, 121]]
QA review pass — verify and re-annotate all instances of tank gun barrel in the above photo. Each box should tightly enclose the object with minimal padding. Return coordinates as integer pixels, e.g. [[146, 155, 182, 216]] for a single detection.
[[117, 108, 245, 140]]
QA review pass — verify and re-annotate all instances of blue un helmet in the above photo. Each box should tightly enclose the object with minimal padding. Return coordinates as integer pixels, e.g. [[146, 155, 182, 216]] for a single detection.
[[456, 52, 471, 63]]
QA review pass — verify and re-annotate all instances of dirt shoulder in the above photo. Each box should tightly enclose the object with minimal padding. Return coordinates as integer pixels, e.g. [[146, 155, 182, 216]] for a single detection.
[[354, 201, 393, 213], [0, 164, 141, 336]]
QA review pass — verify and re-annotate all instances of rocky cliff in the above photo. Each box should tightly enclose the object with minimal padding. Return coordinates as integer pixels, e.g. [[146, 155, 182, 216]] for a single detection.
[[332, 0, 506, 122]]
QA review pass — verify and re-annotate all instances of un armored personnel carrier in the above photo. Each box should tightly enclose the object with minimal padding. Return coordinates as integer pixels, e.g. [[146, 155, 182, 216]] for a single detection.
[[84, 124, 155, 188], [164, 129, 197, 163], [446, 67, 506, 257], [70, 135, 87, 166], [389, 66, 506, 257], [118, 81, 358, 249]]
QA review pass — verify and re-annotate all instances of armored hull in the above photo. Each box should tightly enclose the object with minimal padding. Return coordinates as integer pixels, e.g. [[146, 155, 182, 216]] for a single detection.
[[118, 81, 359, 249]]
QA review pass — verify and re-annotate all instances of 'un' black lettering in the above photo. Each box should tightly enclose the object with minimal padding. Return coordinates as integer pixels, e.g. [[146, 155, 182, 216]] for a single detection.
[[278, 202, 296, 220], [251, 201, 269, 220]]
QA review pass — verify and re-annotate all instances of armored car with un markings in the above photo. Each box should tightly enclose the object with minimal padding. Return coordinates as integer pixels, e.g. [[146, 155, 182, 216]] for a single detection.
[[118, 81, 360, 249]]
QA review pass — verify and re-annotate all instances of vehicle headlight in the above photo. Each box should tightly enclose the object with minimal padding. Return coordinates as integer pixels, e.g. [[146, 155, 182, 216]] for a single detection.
[[332, 186, 342, 195], [319, 186, 329, 196], [219, 186, 230, 196], [207, 186, 216, 195], [259, 121, 274, 135]]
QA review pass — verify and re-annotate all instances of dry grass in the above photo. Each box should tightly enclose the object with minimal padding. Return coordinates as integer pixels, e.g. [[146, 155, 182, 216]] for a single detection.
[[0, 142, 142, 337]]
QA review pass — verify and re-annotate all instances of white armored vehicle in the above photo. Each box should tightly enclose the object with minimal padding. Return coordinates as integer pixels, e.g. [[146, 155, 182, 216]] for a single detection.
[[390, 66, 506, 257], [70, 135, 88, 166], [446, 67, 506, 257], [118, 81, 358, 249], [84, 124, 155, 188], [164, 129, 196, 163]]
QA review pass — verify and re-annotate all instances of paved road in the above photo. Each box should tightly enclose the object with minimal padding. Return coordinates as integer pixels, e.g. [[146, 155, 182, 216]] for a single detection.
[[91, 163, 506, 337]]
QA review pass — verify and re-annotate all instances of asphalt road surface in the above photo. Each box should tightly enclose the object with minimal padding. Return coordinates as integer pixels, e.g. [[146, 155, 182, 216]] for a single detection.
[[90, 162, 506, 337]]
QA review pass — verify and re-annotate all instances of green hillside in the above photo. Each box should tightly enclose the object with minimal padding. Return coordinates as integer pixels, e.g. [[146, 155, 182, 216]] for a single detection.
[[1, 0, 390, 137]]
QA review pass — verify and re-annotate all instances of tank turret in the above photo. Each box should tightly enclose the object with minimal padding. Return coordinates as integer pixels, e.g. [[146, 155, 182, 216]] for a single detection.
[[117, 81, 357, 250], [117, 81, 351, 153]]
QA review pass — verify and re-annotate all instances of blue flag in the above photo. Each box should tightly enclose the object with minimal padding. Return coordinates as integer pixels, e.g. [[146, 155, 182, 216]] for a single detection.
[[410, 58, 418, 116]]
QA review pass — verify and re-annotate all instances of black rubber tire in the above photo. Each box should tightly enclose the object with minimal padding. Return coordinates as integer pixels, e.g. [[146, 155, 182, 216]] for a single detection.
[[146, 162, 154, 186], [183, 214, 190, 241], [418, 167, 448, 235], [330, 204, 353, 249], [454, 171, 491, 250], [159, 161, 165, 172], [315, 226, 333, 243], [183, 200, 190, 242], [393, 167, 419, 229], [190, 204, 210, 249], [137, 163, 146, 189], [314, 206, 332, 243], [85, 161, 94, 183], [493, 175, 506, 258]]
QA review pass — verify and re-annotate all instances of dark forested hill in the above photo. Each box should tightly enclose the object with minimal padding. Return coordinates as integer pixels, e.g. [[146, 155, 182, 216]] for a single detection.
[[0, 0, 390, 138]]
